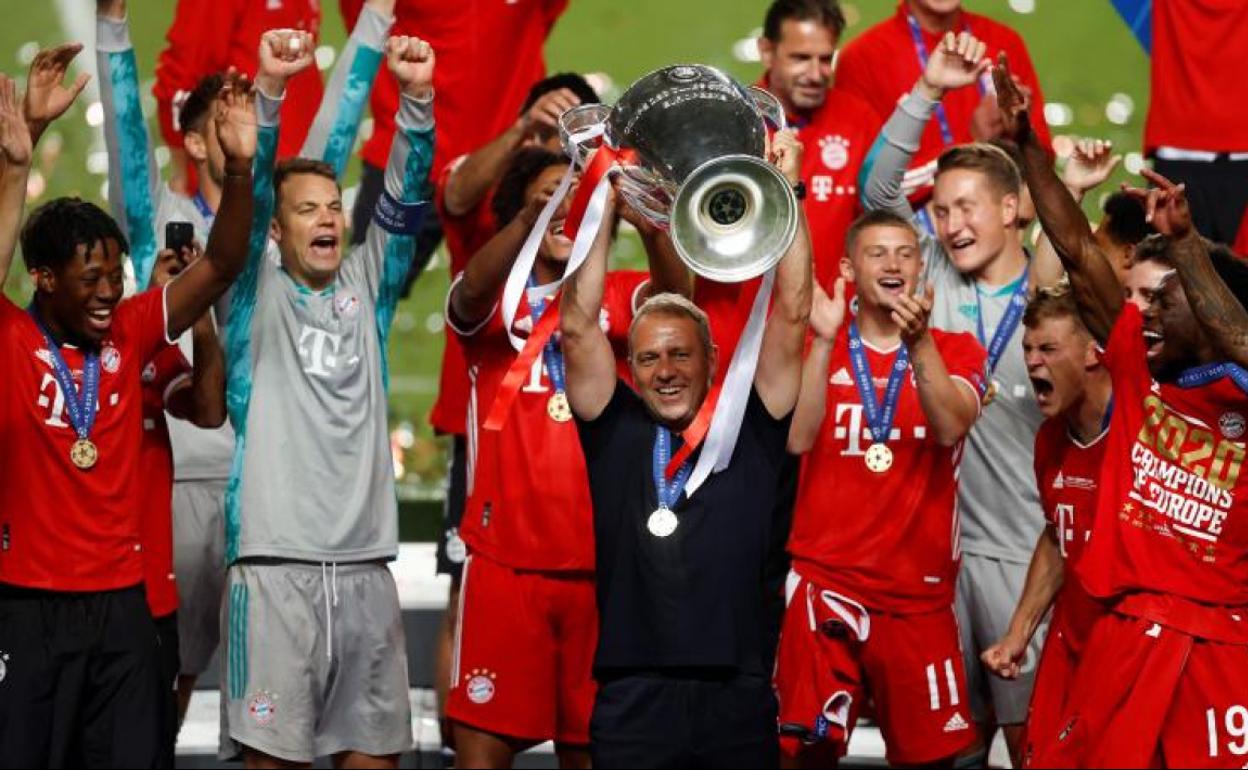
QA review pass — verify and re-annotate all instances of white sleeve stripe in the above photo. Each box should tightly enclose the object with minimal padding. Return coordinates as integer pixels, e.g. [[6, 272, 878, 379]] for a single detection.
[[162, 373, 192, 406], [950, 375, 984, 418], [444, 273, 496, 338]]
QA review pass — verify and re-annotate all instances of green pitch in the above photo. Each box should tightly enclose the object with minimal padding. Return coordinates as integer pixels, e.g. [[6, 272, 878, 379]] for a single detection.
[[0, 1, 1148, 499]]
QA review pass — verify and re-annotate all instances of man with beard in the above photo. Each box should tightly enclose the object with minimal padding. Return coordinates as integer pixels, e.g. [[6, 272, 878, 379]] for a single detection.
[[996, 54, 1248, 768]]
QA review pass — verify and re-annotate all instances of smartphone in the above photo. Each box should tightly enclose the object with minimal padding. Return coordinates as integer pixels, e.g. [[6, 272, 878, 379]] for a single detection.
[[165, 221, 194, 255]]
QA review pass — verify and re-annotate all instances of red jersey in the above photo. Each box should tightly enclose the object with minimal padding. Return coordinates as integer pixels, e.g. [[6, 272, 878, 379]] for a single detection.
[[1033, 417, 1109, 650], [139, 344, 192, 618], [454, 271, 645, 572], [154, 0, 322, 161], [0, 290, 170, 592], [788, 327, 986, 613], [339, 0, 567, 177], [428, 157, 500, 436], [1145, 0, 1248, 153], [835, 3, 1051, 197], [1079, 304, 1248, 642]]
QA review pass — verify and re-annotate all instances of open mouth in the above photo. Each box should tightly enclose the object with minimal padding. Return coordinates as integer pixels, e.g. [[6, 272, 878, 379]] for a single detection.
[[1030, 375, 1054, 406], [86, 307, 114, 334], [1143, 328, 1164, 359], [549, 218, 573, 248], [949, 237, 976, 253], [877, 277, 906, 295], [654, 383, 686, 400], [309, 234, 339, 260]]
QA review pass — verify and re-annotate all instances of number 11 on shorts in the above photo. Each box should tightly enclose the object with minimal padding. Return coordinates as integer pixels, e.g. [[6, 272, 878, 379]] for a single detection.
[[926, 659, 960, 711], [1206, 705, 1248, 759]]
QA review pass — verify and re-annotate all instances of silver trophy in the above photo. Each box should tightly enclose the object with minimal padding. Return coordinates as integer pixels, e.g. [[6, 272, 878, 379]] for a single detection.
[[559, 65, 799, 283]]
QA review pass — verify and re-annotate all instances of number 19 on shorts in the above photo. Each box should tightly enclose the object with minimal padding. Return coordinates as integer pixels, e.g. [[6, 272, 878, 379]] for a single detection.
[[1207, 705, 1248, 759]]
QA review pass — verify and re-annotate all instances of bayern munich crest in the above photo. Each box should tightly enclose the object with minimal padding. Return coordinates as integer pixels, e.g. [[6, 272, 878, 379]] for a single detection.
[[819, 135, 849, 171], [100, 345, 121, 374], [464, 669, 497, 704], [1219, 412, 1246, 440], [247, 690, 277, 726], [335, 292, 361, 319]]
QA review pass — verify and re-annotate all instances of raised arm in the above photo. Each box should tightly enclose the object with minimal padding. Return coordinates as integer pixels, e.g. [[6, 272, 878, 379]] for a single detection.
[[300, 0, 394, 176], [1127, 168, 1248, 367], [149, 245, 227, 428], [449, 183, 556, 328], [1030, 138, 1123, 290], [994, 54, 1121, 343], [166, 75, 255, 338], [96, 0, 163, 288], [560, 187, 619, 421], [755, 130, 812, 419], [981, 528, 1064, 680], [620, 200, 693, 301], [443, 88, 581, 217], [893, 285, 980, 446], [0, 77, 32, 287], [860, 31, 989, 220], [787, 279, 845, 453]]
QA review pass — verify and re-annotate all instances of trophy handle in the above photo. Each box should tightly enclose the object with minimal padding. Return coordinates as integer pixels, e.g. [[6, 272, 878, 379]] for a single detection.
[[748, 86, 787, 132], [669, 154, 798, 283], [558, 103, 612, 169]]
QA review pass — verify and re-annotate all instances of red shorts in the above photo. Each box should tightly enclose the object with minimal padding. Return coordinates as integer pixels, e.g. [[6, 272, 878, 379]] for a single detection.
[[447, 554, 597, 745], [1031, 610, 1248, 769], [774, 572, 977, 766]]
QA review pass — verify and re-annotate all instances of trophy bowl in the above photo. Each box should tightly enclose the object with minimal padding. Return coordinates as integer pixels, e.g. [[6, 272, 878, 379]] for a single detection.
[[557, 64, 799, 283]]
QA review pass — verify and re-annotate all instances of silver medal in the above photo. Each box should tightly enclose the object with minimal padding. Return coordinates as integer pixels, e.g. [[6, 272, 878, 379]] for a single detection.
[[647, 507, 678, 538]]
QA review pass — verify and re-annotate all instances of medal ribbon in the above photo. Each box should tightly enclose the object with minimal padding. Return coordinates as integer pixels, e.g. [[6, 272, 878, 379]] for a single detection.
[[848, 323, 910, 445], [653, 425, 694, 510], [28, 308, 100, 443], [977, 272, 1029, 378], [524, 279, 567, 395], [192, 191, 215, 224], [1176, 362, 1248, 394], [905, 13, 987, 148]]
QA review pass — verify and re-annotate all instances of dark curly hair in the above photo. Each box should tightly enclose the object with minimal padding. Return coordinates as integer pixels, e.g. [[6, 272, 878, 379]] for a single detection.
[[491, 147, 569, 229], [21, 197, 128, 272]]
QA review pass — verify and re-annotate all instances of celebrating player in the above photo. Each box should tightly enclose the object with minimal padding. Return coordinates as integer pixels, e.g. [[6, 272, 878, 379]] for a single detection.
[[561, 131, 810, 768], [0, 54, 255, 766], [980, 286, 1112, 766], [216, 33, 431, 768], [996, 53, 1248, 768], [775, 209, 986, 767], [861, 31, 1052, 766]]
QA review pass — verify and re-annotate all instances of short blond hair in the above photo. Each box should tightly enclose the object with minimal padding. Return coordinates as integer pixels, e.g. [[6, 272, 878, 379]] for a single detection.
[[628, 292, 714, 358], [936, 142, 1021, 198]]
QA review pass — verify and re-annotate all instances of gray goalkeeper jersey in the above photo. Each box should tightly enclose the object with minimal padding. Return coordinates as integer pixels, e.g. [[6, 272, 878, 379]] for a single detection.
[[861, 86, 1045, 564]]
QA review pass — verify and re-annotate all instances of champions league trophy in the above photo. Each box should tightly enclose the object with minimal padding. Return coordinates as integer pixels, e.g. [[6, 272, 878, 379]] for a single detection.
[[559, 65, 799, 283]]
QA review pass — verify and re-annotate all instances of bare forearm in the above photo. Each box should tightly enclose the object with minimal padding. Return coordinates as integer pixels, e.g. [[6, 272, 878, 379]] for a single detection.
[[638, 228, 692, 299], [1019, 135, 1120, 341], [1171, 232, 1248, 367], [560, 211, 617, 420], [189, 315, 226, 428], [444, 124, 524, 217], [910, 335, 976, 446], [788, 337, 833, 453], [756, 215, 813, 416], [450, 216, 530, 326], [0, 160, 28, 284], [1005, 531, 1065, 644]]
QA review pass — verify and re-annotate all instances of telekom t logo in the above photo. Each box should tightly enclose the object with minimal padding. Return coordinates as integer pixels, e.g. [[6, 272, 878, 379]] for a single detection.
[[298, 326, 343, 378]]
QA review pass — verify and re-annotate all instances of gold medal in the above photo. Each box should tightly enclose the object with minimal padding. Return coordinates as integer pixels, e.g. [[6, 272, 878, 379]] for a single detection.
[[984, 381, 998, 406], [864, 443, 893, 474], [547, 391, 573, 423], [647, 507, 679, 538], [70, 438, 98, 471]]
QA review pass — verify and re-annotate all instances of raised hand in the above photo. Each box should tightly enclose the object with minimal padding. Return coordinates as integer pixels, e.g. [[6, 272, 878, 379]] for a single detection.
[[150, 241, 202, 288], [0, 76, 32, 167], [521, 88, 581, 140], [991, 52, 1034, 144], [810, 279, 846, 342], [24, 43, 90, 141], [386, 35, 435, 100], [1122, 167, 1193, 239], [770, 128, 803, 185], [893, 284, 935, 348], [1063, 139, 1122, 196], [96, 0, 125, 20], [214, 72, 258, 166], [920, 31, 990, 100], [256, 29, 315, 97]]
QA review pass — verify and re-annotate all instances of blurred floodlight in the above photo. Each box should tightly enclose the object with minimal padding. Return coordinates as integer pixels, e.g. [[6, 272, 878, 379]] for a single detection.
[[87, 151, 109, 175], [395, 310, 417, 333], [25, 169, 45, 200], [425, 312, 444, 334], [1008, 0, 1036, 13], [1124, 151, 1147, 175], [85, 101, 105, 127], [1043, 102, 1073, 127], [16, 42, 37, 67], [585, 72, 615, 99], [1105, 93, 1135, 126], [733, 37, 761, 63], [315, 45, 336, 71], [155, 145, 171, 168]]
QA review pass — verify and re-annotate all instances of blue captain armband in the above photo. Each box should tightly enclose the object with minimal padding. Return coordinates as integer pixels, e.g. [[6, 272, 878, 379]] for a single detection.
[[373, 190, 427, 236]]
